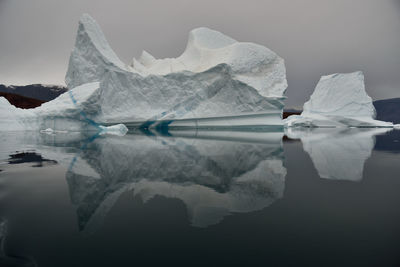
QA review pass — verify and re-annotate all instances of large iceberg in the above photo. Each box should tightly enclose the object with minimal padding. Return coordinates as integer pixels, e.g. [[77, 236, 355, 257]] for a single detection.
[[0, 14, 287, 131], [64, 14, 287, 128], [285, 71, 394, 128]]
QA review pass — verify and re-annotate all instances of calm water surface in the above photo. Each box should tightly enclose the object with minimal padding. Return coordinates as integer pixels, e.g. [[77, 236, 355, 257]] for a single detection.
[[0, 129, 399, 266]]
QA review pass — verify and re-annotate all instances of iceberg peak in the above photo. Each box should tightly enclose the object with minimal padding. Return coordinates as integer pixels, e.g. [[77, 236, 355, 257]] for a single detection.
[[302, 71, 376, 118], [65, 13, 128, 88]]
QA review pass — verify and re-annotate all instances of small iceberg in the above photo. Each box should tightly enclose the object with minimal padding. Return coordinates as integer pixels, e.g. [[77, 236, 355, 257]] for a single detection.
[[285, 71, 394, 128]]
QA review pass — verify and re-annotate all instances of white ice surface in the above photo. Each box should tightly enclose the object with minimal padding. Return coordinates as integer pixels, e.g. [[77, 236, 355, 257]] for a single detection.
[[129, 27, 287, 98]]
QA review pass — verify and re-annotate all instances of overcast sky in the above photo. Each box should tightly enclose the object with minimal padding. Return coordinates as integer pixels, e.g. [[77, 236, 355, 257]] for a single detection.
[[0, 0, 399, 107]]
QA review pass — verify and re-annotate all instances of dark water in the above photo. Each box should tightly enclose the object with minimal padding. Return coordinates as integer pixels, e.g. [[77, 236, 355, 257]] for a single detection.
[[0, 129, 399, 267]]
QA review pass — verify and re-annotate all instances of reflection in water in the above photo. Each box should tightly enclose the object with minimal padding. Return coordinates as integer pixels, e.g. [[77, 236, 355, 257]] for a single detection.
[[2, 130, 286, 232], [66, 129, 286, 232], [286, 128, 391, 181], [0, 127, 391, 236], [0, 129, 399, 266], [375, 130, 400, 153]]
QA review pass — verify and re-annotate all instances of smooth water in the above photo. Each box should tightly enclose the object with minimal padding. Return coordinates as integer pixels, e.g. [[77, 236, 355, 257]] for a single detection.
[[0, 129, 399, 266]]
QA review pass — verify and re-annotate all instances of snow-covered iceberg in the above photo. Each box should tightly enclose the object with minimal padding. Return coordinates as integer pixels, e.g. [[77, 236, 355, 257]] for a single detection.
[[285, 71, 394, 128], [65, 14, 287, 128]]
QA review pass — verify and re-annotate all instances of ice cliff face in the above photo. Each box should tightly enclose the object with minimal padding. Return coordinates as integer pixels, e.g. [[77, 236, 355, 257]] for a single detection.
[[64, 14, 287, 127], [285, 71, 394, 127]]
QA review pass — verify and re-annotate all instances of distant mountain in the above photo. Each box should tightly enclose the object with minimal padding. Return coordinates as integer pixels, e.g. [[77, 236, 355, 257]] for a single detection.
[[373, 98, 400, 124], [283, 109, 301, 119], [0, 84, 67, 102], [0, 92, 44, 109]]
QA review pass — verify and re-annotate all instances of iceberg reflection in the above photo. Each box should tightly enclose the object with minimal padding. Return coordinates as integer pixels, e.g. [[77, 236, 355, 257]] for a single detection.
[[60, 129, 286, 232], [1, 127, 390, 234], [286, 128, 390, 181]]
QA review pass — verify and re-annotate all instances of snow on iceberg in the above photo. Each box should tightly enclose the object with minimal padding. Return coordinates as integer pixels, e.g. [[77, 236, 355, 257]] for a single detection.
[[65, 14, 287, 128], [285, 71, 394, 128]]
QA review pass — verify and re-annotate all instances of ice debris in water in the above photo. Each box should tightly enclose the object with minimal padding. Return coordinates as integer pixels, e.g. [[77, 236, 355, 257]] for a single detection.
[[285, 71, 394, 128]]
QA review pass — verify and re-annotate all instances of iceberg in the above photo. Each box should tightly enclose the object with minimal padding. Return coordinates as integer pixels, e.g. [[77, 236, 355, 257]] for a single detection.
[[285, 71, 394, 128], [65, 14, 287, 128], [0, 14, 287, 131]]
